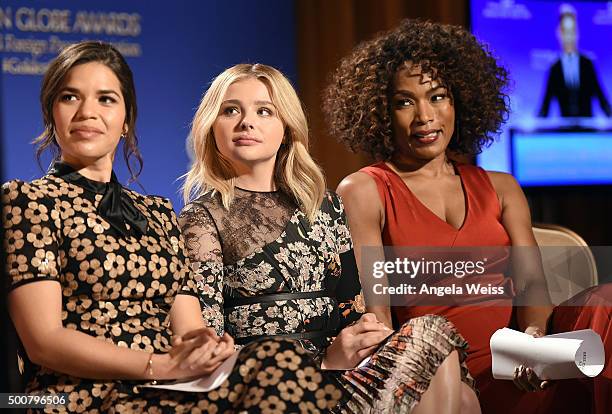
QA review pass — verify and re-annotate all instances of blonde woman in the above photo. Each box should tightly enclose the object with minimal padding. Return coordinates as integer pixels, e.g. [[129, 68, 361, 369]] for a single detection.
[[179, 64, 481, 413]]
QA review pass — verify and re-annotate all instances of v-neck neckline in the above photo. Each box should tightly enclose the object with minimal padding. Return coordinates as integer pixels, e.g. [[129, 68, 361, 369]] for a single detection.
[[382, 161, 470, 232]]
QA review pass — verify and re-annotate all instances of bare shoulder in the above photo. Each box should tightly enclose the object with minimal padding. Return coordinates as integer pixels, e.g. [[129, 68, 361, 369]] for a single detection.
[[485, 170, 522, 199], [336, 171, 383, 227], [485, 170, 530, 221], [336, 171, 380, 202]]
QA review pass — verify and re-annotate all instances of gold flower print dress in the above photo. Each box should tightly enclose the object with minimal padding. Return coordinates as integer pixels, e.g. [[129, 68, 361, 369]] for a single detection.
[[2, 163, 341, 413], [179, 188, 476, 413]]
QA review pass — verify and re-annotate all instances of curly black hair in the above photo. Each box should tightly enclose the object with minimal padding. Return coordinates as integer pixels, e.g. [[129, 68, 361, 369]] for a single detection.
[[323, 19, 510, 159]]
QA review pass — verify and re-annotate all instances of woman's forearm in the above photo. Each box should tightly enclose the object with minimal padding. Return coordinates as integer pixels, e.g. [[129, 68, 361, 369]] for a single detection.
[[27, 326, 175, 380], [10, 282, 174, 381], [516, 281, 553, 333], [367, 305, 393, 329], [12, 284, 215, 381]]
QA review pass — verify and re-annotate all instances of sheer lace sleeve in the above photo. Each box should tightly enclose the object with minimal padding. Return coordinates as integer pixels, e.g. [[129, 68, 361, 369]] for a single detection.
[[178, 201, 225, 336]]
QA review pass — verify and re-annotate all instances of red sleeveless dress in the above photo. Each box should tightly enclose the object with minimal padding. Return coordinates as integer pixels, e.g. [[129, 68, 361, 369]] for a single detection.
[[360, 162, 612, 414]]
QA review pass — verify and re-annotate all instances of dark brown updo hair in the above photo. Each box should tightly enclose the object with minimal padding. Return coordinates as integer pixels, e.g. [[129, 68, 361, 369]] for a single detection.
[[34, 41, 143, 181], [323, 19, 510, 160]]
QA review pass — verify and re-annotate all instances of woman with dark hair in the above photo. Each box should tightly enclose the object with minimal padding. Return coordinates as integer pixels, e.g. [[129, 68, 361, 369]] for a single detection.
[[2, 41, 341, 413], [33, 42, 142, 182], [325, 19, 612, 414]]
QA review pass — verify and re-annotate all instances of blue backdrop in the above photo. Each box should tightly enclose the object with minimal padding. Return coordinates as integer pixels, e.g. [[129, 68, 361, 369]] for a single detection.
[[0, 0, 296, 209]]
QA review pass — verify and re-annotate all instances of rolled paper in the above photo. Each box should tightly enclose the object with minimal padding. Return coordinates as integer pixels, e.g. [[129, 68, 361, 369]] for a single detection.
[[490, 328, 604, 380]]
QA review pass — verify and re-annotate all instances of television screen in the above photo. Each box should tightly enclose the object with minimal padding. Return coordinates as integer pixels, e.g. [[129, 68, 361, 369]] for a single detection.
[[511, 129, 612, 185], [471, 0, 612, 186]]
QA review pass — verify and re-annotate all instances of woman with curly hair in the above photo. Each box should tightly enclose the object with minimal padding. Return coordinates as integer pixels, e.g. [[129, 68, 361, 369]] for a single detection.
[[179, 63, 482, 413], [326, 19, 612, 414]]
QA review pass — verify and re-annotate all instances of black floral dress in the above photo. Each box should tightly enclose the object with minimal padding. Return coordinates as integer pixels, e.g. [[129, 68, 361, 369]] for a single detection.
[[2, 165, 341, 413], [179, 188, 475, 413]]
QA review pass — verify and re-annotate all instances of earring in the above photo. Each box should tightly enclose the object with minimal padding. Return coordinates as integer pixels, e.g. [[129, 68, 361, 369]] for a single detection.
[[120, 132, 127, 139], [49, 124, 58, 140]]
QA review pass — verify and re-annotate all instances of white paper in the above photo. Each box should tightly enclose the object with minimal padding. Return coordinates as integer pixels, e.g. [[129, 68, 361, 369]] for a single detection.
[[490, 328, 605, 380], [356, 356, 371, 368], [144, 352, 239, 392]]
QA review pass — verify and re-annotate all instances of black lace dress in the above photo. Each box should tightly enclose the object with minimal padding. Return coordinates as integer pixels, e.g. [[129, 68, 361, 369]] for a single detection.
[[180, 188, 475, 413], [2, 165, 341, 413]]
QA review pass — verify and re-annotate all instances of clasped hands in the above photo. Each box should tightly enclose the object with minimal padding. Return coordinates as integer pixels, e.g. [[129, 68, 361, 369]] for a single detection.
[[160, 327, 235, 380], [512, 326, 551, 392], [322, 313, 393, 370]]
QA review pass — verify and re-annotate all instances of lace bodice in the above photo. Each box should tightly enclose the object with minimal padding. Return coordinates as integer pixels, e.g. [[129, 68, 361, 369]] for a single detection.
[[180, 188, 297, 266], [179, 189, 364, 350]]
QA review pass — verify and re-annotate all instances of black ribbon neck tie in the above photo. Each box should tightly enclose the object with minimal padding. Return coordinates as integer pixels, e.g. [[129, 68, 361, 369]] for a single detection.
[[49, 162, 148, 237]]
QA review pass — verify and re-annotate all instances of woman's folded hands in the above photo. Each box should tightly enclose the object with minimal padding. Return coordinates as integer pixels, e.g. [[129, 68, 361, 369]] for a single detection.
[[155, 328, 235, 380]]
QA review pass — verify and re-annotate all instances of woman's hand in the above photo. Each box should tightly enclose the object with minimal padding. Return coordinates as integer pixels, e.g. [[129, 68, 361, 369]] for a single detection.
[[523, 326, 545, 338], [512, 365, 551, 392], [160, 328, 235, 379], [322, 313, 393, 370], [513, 326, 551, 392]]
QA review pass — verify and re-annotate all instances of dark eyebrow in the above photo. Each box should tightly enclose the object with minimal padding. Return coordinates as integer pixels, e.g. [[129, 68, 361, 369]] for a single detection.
[[428, 85, 447, 94], [98, 89, 121, 97], [393, 90, 416, 98], [59, 86, 121, 98], [393, 85, 447, 97], [57, 86, 80, 96]]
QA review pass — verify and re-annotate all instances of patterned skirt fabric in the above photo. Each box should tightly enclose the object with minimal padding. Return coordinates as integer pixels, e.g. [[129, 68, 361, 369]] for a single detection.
[[31, 339, 341, 414], [332, 315, 475, 414]]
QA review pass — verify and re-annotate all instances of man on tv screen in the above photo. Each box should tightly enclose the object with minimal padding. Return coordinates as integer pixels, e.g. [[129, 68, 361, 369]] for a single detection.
[[538, 3, 611, 118]]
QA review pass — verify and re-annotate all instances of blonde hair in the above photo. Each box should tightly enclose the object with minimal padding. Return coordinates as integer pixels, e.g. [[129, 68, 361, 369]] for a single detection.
[[182, 63, 326, 222]]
